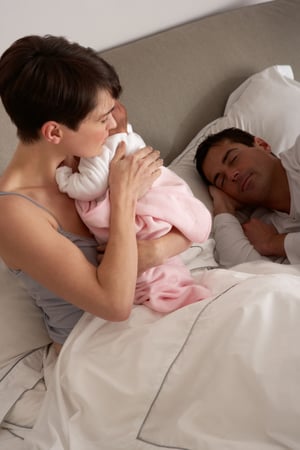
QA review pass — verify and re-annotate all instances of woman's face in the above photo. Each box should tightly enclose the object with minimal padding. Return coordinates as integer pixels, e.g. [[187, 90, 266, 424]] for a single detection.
[[62, 90, 117, 158]]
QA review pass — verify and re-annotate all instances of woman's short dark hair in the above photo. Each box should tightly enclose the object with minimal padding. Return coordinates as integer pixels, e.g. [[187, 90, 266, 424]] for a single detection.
[[194, 127, 256, 184], [0, 35, 122, 142]]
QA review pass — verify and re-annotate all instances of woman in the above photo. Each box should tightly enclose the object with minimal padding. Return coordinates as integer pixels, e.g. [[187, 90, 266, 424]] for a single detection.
[[0, 35, 190, 353]]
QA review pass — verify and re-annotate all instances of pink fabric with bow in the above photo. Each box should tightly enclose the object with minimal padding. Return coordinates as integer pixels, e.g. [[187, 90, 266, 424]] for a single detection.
[[76, 167, 212, 312]]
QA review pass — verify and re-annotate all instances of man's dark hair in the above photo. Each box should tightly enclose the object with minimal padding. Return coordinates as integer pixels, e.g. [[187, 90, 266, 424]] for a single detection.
[[194, 127, 256, 184]]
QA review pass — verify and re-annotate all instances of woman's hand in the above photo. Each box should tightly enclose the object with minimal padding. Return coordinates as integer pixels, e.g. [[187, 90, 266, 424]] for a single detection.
[[97, 228, 190, 276], [109, 143, 162, 201], [137, 228, 191, 275], [97, 239, 162, 274]]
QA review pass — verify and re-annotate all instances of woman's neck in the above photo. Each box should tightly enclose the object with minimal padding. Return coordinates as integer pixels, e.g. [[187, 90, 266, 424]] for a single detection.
[[1, 140, 65, 191]]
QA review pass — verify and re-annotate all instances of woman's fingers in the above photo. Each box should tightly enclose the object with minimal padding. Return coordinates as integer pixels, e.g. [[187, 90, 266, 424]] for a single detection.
[[112, 141, 127, 160], [135, 147, 162, 174], [109, 144, 163, 199]]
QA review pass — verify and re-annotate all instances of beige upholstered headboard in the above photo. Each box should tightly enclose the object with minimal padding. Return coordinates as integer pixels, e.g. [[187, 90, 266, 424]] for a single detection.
[[101, 0, 300, 164], [1, 0, 300, 170]]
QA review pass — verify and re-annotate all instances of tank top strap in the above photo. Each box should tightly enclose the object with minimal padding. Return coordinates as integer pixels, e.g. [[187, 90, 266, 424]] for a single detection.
[[0, 191, 63, 228]]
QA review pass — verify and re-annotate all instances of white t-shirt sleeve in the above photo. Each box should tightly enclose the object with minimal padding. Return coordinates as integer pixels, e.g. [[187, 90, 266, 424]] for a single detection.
[[213, 213, 268, 267], [55, 146, 112, 201], [284, 232, 300, 264]]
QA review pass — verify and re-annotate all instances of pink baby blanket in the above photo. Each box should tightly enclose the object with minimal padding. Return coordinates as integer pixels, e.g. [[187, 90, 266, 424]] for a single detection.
[[76, 167, 212, 312]]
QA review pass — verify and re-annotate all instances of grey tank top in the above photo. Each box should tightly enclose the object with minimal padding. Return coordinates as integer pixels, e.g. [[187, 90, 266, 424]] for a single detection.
[[0, 192, 98, 344]]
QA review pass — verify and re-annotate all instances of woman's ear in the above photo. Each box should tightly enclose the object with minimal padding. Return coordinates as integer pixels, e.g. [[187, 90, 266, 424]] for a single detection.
[[254, 136, 271, 153], [41, 121, 63, 144]]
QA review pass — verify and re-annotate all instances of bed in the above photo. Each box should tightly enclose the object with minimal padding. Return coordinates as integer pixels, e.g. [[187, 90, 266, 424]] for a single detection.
[[1, 1, 300, 449]]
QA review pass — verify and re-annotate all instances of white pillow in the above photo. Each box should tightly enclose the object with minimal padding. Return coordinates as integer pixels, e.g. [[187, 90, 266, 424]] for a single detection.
[[169, 65, 300, 211]]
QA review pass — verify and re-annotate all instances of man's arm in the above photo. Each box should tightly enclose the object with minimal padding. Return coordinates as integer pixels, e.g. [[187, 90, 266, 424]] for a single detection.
[[213, 214, 269, 267], [243, 218, 300, 264], [242, 218, 286, 257], [209, 186, 269, 267]]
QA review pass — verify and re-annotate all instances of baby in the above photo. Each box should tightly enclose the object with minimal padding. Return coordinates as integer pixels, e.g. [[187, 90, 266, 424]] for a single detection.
[[56, 102, 212, 313]]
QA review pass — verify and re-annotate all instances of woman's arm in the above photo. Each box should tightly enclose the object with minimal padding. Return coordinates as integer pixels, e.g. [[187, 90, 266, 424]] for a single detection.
[[96, 227, 191, 275], [95, 142, 162, 318], [0, 144, 162, 322], [137, 227, 191, 275]]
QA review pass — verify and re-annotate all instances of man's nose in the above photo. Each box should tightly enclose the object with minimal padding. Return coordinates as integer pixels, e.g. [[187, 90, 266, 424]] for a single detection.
[[228, 169, 239, 182]]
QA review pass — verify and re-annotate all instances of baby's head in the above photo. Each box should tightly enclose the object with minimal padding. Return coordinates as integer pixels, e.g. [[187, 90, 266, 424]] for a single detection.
[[109, 101, 128, 136]]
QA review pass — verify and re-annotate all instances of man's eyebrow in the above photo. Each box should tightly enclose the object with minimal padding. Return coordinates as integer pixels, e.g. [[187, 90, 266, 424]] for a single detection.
[[222, 147, 236, 164]]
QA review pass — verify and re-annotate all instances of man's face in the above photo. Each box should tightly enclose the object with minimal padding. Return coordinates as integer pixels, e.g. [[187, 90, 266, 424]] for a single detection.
[[202, 138, 277, 205]]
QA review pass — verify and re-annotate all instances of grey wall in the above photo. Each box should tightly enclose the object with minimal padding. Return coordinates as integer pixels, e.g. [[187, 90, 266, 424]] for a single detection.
[[0, 0, 272, 55]]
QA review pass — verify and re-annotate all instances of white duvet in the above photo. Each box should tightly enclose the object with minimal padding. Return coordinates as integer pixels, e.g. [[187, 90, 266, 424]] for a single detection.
[[23, 250, 300, 450]]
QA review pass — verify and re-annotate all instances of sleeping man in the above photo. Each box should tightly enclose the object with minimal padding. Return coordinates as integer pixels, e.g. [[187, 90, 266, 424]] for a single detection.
[[194, 127, 300, 267], [56, 102, 212, 313]]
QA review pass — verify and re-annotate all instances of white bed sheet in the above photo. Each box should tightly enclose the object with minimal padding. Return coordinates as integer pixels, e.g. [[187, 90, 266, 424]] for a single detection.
[[0, 428, 25, 450], [0, 345, 56, 447], [23, 252, 300, 450]]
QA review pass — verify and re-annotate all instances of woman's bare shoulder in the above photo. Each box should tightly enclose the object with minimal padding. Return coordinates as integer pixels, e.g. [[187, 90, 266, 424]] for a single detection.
[[0, 192, 57, 227], [0, 193, 58, 267]]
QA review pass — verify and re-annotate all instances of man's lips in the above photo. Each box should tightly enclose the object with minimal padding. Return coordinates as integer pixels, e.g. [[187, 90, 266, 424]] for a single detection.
[[240, 173, 253, 192]]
